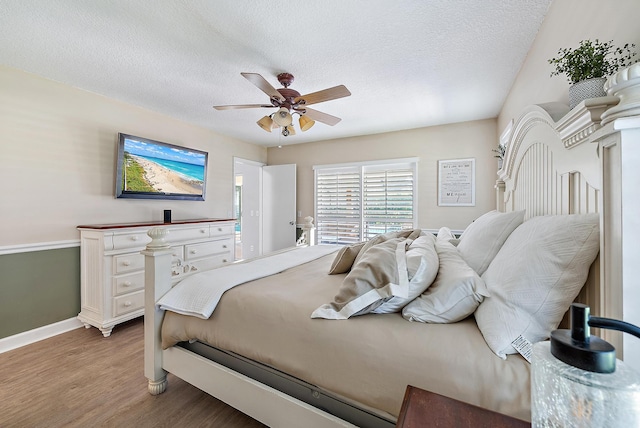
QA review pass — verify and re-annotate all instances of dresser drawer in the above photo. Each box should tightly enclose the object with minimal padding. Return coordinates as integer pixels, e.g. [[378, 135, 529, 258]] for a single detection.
[[112, 232, 151, 250], [185, 238, 233, 261], [113, 271, 145, 296], [166, 226, 210, 243], [170, 245, 184, 261], [113, 253, 145, 274], [189, 253, 234, 272], [113, 290, 144, 317], [210, 223, 234, 237]]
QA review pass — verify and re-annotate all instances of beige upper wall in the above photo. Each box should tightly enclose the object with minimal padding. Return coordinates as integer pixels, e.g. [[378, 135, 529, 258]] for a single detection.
[[268, 119, 498, 231], [498, 0, 640, 133], [0, 66, 267, 246]]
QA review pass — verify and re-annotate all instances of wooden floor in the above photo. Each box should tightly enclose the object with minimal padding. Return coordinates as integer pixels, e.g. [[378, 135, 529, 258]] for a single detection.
[[0, 318, 266, 427]]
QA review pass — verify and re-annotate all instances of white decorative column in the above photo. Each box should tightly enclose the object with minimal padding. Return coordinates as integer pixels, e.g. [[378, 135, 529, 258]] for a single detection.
[[592, 63, 640, 372]]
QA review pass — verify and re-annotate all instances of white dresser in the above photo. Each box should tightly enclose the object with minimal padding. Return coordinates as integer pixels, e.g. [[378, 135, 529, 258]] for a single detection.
[[77, 219, 235, 336]]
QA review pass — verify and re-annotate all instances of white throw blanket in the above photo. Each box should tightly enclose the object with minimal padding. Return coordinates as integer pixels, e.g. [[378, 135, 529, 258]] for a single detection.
[[157, 244, 340, 319]]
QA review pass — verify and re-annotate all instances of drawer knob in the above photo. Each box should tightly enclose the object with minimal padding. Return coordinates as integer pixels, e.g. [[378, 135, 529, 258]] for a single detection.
[[222, 259, 228, 263], [122, 261, 131, 266], [124, 301, 132, 307], [190, 250, 197, 254], [218, 227, 222, 232], [222, 244, 228, 249], [200, 229, 206, 233], [123, 281, 131, 287], [131, 236, 139, 241]]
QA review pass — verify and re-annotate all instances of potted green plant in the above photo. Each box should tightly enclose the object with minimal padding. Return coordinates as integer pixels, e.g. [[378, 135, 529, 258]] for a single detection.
[[492, 144, 506, 170], [548, 39, 637, 109]]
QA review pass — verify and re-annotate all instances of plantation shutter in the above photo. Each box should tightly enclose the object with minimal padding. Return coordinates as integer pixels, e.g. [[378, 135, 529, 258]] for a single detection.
[[314, 159, 417, 245], [362, 165, 415, 240], [315, 167, 361, 245]]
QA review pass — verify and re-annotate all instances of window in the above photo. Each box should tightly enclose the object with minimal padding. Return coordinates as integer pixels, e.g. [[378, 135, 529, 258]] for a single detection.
[[314, 158, 418, 245]]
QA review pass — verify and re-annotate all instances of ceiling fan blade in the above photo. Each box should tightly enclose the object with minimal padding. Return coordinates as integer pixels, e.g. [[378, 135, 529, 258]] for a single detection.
[[241, 72, 285, 102], [213, 104, 275, 110], [294, 85, 351, 106], [302, 107, 342, 126]]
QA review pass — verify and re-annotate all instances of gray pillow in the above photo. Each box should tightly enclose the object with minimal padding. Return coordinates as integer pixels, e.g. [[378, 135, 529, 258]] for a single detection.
[[353, 229, 422, 266], [328, 242, 366, 274], [312, 234, 438, 319]]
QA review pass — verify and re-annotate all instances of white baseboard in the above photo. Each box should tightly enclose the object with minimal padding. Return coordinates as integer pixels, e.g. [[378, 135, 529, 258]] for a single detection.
[[0, 317, 84, 354]]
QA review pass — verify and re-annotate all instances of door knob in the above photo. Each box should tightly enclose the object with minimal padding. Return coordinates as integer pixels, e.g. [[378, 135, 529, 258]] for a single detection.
[[289, 221, 295, 225]]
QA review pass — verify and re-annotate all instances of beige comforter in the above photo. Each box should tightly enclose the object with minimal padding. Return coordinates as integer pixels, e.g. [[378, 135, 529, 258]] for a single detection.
[[162, 252, 531, 421]]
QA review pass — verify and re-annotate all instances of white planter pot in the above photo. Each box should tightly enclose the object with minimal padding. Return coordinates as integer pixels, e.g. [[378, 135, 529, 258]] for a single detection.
[[569, 77, 607, 109]]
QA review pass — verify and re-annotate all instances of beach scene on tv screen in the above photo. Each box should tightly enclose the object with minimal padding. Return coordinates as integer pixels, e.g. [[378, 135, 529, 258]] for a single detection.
[[122, 137, 205, 195]]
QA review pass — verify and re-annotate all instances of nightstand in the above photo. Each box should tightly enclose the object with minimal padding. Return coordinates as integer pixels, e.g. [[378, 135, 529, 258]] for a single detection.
[[396, 385, 530, 427]]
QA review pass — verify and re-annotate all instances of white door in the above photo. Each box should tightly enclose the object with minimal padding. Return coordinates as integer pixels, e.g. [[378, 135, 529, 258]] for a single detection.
[[262, 164, 297, 253]]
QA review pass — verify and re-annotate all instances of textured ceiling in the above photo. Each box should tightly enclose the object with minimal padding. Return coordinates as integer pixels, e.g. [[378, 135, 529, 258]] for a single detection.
[[0, 0, 551, 147]]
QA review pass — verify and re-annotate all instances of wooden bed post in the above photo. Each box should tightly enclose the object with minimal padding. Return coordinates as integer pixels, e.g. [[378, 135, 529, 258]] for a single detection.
[[142, 227, 173, 395]]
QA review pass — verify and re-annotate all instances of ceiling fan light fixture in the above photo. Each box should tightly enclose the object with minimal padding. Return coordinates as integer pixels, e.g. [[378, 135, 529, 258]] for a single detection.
[[282, 125, 296, 137], [215, 73, 349, 135], [299, 115, 315, 132], [273, 107, 293, 127], [257, 115, 274, 132]]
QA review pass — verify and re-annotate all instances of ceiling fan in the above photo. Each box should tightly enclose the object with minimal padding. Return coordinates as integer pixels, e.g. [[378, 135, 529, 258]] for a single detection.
[[213, 72, 351, 136]]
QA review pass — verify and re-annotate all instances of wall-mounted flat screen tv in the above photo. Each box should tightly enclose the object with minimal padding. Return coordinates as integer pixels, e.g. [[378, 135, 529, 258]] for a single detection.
[[115, 133, 208, 201]]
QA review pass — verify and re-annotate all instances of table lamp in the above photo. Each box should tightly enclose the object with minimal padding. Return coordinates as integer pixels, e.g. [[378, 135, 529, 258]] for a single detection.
[[532, 303, 640, 427]]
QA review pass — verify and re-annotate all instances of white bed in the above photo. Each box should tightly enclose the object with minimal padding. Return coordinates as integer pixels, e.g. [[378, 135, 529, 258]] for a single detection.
[[142, 65, 640, 427]]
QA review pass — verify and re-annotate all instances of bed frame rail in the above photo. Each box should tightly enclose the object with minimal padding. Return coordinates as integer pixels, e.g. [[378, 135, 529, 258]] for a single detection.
[[142, 228, 359, 427]]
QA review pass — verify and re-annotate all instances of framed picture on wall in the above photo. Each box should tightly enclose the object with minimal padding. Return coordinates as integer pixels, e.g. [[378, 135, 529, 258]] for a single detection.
[[438, 158, 475, 206]]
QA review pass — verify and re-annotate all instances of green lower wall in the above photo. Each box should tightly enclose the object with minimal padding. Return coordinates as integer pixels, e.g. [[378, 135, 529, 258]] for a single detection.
[[0, 247, 80, 339]]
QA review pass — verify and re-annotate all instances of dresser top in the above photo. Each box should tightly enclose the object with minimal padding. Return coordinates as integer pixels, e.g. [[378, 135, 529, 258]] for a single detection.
[[77, 218, 236, 230]]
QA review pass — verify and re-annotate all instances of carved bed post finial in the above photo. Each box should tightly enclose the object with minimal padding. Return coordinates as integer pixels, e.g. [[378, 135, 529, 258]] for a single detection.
[[601, 63, 640, 125], [297, 216, 316, 246], [147, 227, 170, 249]]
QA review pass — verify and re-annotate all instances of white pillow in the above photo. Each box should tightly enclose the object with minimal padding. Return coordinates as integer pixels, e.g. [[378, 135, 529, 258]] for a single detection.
[[436, 226, 459, 246], [311, 234, 439, 319], [402, 240, 489, 323], [474, 214, 600, 359], [456, 210, 525, 276]]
